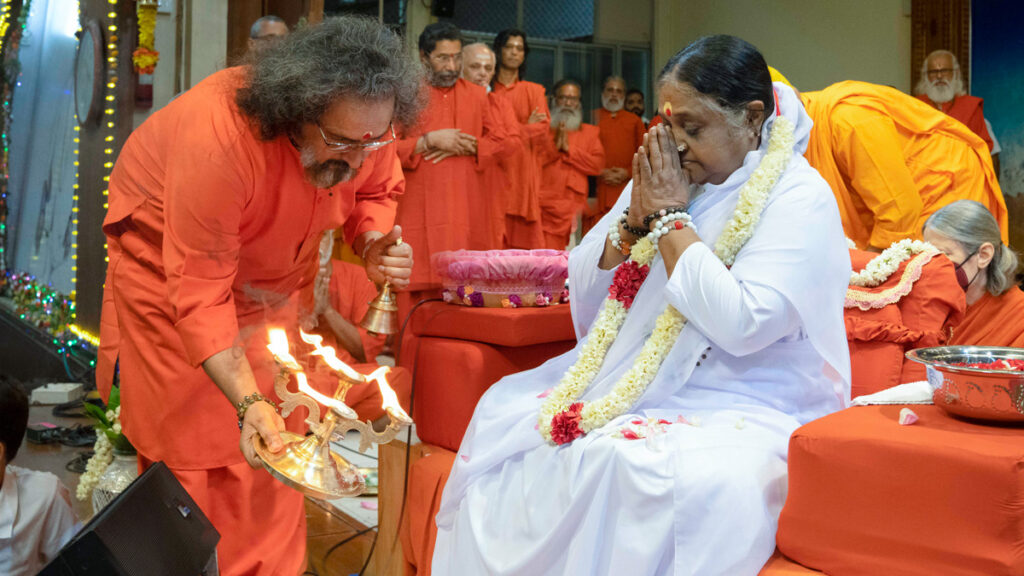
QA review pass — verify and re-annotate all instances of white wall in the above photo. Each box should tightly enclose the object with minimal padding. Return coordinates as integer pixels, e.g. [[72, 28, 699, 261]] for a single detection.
[[134, 0, 229, 128], [646, 0, 911, 93], [595, 0, 652, 45]]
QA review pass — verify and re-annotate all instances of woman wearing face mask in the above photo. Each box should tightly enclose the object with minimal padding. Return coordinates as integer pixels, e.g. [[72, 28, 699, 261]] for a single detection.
[[923, 199, 1024, 347]]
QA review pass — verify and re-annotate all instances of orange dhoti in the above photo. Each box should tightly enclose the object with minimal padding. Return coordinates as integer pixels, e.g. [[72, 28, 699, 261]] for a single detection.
[[538, 123, 605, 249]]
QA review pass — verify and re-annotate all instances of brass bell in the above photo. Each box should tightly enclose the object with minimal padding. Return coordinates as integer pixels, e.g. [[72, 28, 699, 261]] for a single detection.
[[360, 282, 400, 336]]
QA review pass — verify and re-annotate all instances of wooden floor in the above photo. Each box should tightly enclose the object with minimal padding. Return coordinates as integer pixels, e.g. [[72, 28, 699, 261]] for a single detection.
[[22, 403, 383, 576]]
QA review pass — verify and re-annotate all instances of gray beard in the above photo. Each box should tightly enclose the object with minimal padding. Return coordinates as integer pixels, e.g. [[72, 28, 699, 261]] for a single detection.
[[602, 94, 624, 112], [925, 81, 956, 104], [550, 106, 583, 131], [300, 146, 354, 189], [429, 69, 459, 88]]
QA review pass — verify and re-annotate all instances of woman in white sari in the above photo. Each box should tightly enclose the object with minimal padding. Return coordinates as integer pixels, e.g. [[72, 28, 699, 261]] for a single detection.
[[432, 35, 851, 576]]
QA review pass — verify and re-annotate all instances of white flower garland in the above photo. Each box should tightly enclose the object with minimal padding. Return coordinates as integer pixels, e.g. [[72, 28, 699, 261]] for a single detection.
[[76, 405, 121, 502], [539, 115, 796, 443], [848, 239, 936, 287]]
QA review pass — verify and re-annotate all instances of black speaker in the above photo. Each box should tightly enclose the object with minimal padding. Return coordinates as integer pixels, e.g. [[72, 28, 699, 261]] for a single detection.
[[431, 0, 455, 18], [40, 461, 220, 576]]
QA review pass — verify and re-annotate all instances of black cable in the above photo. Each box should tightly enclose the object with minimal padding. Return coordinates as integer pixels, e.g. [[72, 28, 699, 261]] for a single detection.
[[319, 525, 377, 572], [363, 296, 442, 576]]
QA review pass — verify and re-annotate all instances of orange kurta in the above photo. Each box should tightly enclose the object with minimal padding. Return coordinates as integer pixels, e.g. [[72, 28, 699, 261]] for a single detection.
[[538, 123, 605, 249], [802, 81, 1007, 250], [492, 78, 549, 249], [468, 91, 520, 250], [950, 286, 1024, 348], [917, 93, 994, 151], [593, 108, 644, 214], [100, 67, 403, 575], [396, 78, 501, 289]]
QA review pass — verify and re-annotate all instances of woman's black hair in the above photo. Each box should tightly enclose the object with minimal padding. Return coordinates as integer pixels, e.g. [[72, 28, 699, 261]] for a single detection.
[[657, 35, 774, 120]]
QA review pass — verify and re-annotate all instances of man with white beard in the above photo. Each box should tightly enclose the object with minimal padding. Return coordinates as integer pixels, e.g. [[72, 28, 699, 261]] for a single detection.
[[592, 76, 644, 224], [915, 50, 995, 154], [538, 79, 605, 249]]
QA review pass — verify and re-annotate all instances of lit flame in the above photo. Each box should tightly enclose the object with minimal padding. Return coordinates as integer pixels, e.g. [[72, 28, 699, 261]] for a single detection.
[[300, 330, 409, 421], [266, 328, 358, 419], [295, 372, 358, 420], [299, 330, 366, 382], [366, 366, 410, 421], [266, 329, 302, 370]]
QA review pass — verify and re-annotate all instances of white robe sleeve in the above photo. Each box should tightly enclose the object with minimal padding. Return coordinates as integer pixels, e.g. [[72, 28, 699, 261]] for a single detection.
[[663, 241, 801, 357]]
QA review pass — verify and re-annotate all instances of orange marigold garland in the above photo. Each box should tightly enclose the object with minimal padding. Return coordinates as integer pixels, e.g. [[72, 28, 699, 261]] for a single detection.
[[132, 2, 159, 74]]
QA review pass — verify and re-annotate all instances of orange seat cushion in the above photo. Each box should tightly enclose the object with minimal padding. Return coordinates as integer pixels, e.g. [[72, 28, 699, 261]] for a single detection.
[[758, 550, 823, 575], [407, 301, 576, 348], [778, 405, 1024, 576], [400, 444, 457, 576]]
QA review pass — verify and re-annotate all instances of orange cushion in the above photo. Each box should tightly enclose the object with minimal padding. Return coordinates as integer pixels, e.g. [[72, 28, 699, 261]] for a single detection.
[[758, 550, 823, 575], [405, 336, 574, 451], [400, 445, 456, 576], [407, 301, 575, 348], [778, 405, 1024, 575]]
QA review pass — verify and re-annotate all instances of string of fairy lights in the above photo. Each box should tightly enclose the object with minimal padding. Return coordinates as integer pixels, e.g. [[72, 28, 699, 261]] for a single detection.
[[0, 0, 135, 359]]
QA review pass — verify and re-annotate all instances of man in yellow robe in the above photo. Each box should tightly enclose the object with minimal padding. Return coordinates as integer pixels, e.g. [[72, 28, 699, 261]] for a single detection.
[[800, 81, 1007, 250]]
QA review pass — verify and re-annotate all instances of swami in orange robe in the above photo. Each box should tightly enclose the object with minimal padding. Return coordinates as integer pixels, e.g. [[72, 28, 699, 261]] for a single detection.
[[468, 91, 520, 250], [537, 123, 605, 249], [492, 78, 550, 249], [98, 68, 404, 575], [950, 286, 1024, 348], [593, 107, 644, 215], [309, 259, 412, 421], [801, 81, 1007, 250], [917, 93, 994, 151], [395, 78, 502, 290]]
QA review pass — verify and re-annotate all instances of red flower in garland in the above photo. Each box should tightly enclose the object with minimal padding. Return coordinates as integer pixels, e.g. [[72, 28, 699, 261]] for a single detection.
[[608, 261, 649, 309], [550, 402, 585, 445]]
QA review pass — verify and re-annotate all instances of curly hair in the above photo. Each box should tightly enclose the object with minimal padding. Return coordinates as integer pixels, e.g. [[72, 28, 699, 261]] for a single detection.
[[236, 16, 425, 140]]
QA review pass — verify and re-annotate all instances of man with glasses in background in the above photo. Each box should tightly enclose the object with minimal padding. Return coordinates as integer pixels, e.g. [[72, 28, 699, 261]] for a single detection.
[[246, 15, 289, 55], [395, 22, 504, 312], [538, 79, 604, 249], [915, 49, 999, 175], [98, 17, 419, 575]]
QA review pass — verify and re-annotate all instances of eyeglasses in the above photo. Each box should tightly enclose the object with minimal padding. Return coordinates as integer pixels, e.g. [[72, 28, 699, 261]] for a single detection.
[[317, 122, 396, 153], [430, 53, 462, 65], [927, 68, 955, 78]]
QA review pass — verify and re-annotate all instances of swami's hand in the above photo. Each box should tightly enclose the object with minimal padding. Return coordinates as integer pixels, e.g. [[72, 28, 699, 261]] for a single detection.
[[602, 167, 628, 185], [629, 125, 691, 230], [426, 128, 474, 155], [363, 225, 414, 289], [527, 107, 548, 124], [240, 400, 286, 469]]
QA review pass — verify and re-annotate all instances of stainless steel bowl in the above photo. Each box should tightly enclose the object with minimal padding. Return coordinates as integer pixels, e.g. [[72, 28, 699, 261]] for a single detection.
[[906, 346, 1024, 422]]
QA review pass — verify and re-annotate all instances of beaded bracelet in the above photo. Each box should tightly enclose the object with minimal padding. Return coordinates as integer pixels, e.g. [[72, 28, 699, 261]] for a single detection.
[[650, 210, 697, 240], [609, 213, 634, 253], [642, 205, 688, 231], [619, 208, 648, 239], [236, 392, 278, 430]]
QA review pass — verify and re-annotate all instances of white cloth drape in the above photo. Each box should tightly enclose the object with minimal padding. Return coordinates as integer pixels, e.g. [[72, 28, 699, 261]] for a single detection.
[[432, 84, 851, 576]]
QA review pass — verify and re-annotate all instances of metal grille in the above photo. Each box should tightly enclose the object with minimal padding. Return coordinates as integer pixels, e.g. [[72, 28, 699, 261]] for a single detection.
[[448, 0, 592, 40]]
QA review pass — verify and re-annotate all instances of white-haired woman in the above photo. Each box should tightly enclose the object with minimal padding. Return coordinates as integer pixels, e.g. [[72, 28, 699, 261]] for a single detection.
[[923, 200, 1024, 347]]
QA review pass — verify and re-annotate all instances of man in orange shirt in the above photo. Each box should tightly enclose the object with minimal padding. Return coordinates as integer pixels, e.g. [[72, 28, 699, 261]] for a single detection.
[[539, 79, 605, 249], [625, 88, 649, 127], [97, 18, 419, 575], [396, 23, 503, 305], [592, 76, 645, 219], [801, 81, 1007, 251], [492, 28, 549, 249], [462, 42, 521, 250]]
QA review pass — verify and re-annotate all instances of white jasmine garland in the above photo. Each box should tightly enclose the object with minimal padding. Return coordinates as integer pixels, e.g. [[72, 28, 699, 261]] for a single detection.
[[539, 115, 796, 443], [849, 239, 936, 287]]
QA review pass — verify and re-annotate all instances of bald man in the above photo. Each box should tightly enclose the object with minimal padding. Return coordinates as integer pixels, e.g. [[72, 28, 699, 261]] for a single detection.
[[247, 15, 289, 54]]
